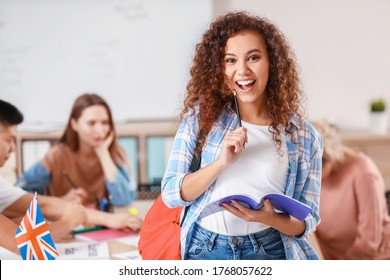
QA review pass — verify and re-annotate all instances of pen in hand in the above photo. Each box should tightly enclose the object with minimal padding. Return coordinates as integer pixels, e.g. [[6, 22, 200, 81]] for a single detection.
[[63, 172, 88, 203], [64, 172, 78, 190], [233, 91, 245, 149], [233, 91, 242, 127]]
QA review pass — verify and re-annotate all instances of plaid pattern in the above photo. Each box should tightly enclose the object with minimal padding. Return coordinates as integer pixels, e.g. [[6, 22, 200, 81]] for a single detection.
[[15, 195, 58, 260], [162, 108, 323, 259]]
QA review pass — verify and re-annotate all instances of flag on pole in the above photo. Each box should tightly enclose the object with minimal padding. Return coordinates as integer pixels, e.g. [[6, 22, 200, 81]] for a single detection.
[[15, 193, 58, 260]]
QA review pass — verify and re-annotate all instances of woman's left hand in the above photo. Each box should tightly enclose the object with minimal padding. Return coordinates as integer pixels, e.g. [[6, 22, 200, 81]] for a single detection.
[[222, 198, 306, 237], [220, 199, 276, 224], [61, 188, 89, 204], [105, 212, 143, 232]]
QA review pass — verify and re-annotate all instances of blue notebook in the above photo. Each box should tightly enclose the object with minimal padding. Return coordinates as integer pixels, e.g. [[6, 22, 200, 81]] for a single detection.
[[199, 193, 312, 221]]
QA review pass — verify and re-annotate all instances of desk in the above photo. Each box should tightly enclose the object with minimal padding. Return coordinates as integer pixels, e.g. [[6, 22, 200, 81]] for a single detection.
[[0, 200, 155, 260], [77, 199, 153, 259], [109, 240, 138, 260], [0, 231, 140, 260], [65, 199, 154, 260], [57, 230, 140, 260]]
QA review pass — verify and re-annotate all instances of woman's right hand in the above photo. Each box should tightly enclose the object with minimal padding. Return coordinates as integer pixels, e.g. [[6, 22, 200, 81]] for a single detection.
[[61, 202, 87, 229], [61, 188, 89, 204], [218, 127, 247, 167], [179, 127, 248, 202]]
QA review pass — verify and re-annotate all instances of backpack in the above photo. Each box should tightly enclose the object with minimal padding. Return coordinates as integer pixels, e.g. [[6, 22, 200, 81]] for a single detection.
[[138, 151, 201, 260]]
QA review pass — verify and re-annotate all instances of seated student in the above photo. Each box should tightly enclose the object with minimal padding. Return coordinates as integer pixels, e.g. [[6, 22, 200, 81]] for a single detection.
[[312, 120, 390, 260], [16, 93, 137, 206], [0, 99, 142, 255]]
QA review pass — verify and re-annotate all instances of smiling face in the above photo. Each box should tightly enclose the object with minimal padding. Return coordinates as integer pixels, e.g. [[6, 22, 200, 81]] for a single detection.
[[70, 105, 111, 149], [0, 124, 17, 168], [224, 30, 270, 106]]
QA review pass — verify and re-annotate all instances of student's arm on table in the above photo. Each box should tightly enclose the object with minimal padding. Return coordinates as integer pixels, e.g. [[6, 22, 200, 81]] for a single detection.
[[4, 193, 87, 242], [4, 192, 141, 240], [0, 214, 19, 254], [47, 202, 87, 242], [34, 194, 142, 232], [4, 193, 77, 221], [2, 193, 39, 221], [85, 208, 142, 232]]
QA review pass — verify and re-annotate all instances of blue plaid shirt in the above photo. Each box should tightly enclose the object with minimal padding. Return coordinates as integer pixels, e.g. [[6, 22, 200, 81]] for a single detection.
[[161, 108, 323, 259]]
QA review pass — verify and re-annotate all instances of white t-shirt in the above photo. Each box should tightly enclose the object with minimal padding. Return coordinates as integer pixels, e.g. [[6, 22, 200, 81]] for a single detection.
[[198, 121, 289, 235], [0, 175, 26, 213]]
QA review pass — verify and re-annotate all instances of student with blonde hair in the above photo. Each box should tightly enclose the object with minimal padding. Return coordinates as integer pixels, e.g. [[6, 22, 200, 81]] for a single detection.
[[312, 120, 390, 259]]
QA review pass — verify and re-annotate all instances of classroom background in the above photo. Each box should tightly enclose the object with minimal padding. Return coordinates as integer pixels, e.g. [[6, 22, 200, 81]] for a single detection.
[[1, 0, 390, 259]]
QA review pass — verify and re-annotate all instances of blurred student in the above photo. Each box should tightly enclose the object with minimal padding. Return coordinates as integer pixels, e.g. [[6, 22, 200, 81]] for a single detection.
[[0, 99, 142, 255], [161, 12, 322, 260], [16, 93, 137, 206], [313, 120, 390, 259]]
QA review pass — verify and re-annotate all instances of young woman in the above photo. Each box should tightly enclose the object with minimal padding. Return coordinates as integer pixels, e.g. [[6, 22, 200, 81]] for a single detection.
[[313, 121, 390, 259], [161, 12, 323, 260], [16, 93, 137, 207], [0, 99, 141, 255]]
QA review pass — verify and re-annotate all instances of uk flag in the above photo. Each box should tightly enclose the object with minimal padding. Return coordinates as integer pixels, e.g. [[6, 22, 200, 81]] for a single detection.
[[15, 194, 59, 260]]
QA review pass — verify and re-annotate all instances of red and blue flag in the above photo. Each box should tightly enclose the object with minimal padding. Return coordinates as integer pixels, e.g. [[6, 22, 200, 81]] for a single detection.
[[15, 194, 58, 260]]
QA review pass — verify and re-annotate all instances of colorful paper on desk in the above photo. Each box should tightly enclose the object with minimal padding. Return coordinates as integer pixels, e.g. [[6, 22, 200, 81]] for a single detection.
[[74, 228, 138, 242], [56, 242, 109, 260]]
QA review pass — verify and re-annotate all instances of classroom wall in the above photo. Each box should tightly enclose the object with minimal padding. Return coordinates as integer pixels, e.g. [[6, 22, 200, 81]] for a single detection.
[[1, 0, 389, 131], [213, 0, 390, 130]]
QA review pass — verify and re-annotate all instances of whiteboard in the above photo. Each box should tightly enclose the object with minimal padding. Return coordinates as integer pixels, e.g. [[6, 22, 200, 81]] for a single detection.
[[0, 0, 212, 123]]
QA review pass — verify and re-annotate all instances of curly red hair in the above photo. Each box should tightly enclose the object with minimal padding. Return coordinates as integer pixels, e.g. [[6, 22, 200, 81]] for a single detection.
[[181, 11, 304, 155]]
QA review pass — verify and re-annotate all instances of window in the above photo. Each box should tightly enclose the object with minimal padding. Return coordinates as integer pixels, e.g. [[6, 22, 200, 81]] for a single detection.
[[118, 136, 139, 183]]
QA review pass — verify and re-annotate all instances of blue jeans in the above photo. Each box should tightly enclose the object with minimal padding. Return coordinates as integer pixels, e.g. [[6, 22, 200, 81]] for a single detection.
[[185, 223, 286, 260]]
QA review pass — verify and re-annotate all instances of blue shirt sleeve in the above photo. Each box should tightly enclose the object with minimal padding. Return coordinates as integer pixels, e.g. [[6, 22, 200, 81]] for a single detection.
[[105, 165, 137, 206], [161, 114, 198, 208], [15, 162, 50, 194]]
